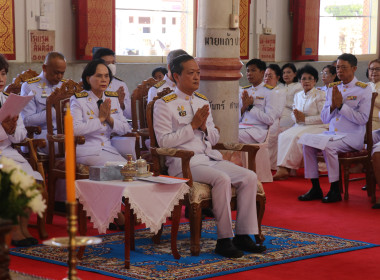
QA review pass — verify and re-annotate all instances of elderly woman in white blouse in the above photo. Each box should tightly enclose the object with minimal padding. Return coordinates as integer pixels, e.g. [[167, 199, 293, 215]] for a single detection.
[[273, 65, 328, 180], [368, 58, 380, 130], [318, 65, 339, 93], [279, 63, 303, 130]]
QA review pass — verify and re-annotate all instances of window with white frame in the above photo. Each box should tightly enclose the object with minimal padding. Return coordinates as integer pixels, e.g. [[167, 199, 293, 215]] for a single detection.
[[319, 0, 378, 56], [115, 0, 194, 57]]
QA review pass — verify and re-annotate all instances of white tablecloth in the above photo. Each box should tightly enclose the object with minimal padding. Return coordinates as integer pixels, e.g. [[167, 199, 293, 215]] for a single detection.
[[75, 179, 189, 234]]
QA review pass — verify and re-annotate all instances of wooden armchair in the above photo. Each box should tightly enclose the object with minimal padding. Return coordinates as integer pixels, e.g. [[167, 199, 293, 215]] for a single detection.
[[317, 92, 378, 203], [5, 69, 39, 95], [146, 96, 266, 256], [131, 78, 157, 151]]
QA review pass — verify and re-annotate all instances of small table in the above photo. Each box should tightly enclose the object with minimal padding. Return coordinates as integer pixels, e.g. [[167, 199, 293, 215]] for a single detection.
[[75, 179, 189, 268]]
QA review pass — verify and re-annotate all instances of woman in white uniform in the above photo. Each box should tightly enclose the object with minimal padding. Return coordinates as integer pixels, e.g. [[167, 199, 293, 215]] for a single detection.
[[367, 59, 380, 130], [0, 54, 43, 247], [273, 65, 328, 180], [279, 63, 303, 130]]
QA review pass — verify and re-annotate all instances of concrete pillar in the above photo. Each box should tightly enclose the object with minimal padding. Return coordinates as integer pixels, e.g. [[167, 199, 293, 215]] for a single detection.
[[196, 0, 242, 143]]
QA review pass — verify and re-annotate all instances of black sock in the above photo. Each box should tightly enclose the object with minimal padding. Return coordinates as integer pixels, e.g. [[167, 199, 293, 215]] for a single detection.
[[311, 178, 321, 190], [330, 181, 339, 193]]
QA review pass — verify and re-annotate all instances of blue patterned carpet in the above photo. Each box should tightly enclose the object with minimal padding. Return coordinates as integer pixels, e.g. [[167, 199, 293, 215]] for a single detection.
[[10, 220, 377, 280]]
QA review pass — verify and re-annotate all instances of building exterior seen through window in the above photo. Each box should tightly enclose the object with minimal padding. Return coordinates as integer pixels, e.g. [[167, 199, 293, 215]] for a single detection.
[[115, 0, 194, 57], [319, 0, 378, 55]]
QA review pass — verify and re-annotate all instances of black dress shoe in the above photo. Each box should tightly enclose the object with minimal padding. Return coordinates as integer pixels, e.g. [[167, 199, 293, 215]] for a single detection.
[[233, 235, 266, 253], [298, 188, 323, 201], [108, 222, 125, 231], [362, 185, 367, 191], [202, 208, 214, 218], [372, 203, 380, 209], [11, 239, 32, 247], [26, 237, 38, 245], [322, 190, 342, 203], [215, 238, 244, 258]]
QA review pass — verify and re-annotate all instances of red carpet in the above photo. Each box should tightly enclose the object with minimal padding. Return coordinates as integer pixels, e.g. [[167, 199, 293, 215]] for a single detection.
[[10, 174, 380, 280]]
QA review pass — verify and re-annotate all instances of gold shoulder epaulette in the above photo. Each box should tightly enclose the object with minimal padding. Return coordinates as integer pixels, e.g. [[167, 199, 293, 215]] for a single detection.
[[154, 80, 166, 88], [355, 81, 368, 88], [242, 85, 252, 89], [264, 84, 274, 90], [74, 91, 88, 98], [105, 91, 118, 97], [2, 91, 10, 97], [328, 81, 342, 88], [26, 77, 41, 84], [61, 78, 67, 82], [113, 76, 123, 82], [194, 92, 208, 101], [162, 93, 177, 103]]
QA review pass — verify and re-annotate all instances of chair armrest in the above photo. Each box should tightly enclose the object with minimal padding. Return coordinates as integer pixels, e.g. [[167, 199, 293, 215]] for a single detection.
[[150, 147, 194, 185], [47, 134, 85, 145], [212, 142, 260, 172], [25, 126, 42, 138]]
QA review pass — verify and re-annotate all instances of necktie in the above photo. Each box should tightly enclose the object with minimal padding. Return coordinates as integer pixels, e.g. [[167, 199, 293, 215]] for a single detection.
[[97, 99, 103, 109]]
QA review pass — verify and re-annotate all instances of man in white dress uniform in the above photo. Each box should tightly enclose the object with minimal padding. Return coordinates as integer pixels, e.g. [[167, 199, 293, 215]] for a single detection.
[[147, 49, 188, 103], [300, 53, 372, 203], [153, 54, 266, 258], [93, 48, 132, 120], [239, 59, 281, 144], [20, 52, 67, 154]]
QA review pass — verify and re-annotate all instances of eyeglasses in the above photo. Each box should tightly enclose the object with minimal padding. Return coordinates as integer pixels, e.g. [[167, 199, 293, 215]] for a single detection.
[[336, 65, 351, 71], [320, 72, 330, 76], [264, 74, 274, 78], [301, 77, 315, 81], [369, 67, 380, 72]]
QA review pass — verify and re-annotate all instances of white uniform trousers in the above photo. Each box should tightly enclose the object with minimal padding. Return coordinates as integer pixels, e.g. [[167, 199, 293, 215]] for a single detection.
[[180, 160, 258, 239], [76, 149, 127, 166], [373, 129, 380, 155], [303, 139, 354, 183]]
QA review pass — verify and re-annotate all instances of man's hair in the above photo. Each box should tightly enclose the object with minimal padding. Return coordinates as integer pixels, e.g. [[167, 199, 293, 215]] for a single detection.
[[267, 64, 281, 78], [337, 53, 357, 67], [43, 52, 66, 65], [93, 48, 115, 60], [280, 63, 298, 83], [0, 54, 9, 73], [169, 54, 194, 84], [167, 49, 188, 66], [297, 64, 319, 83], [152, 66, 168, 77], [246, 59, 266, 71], [81, 59, 113, 90]]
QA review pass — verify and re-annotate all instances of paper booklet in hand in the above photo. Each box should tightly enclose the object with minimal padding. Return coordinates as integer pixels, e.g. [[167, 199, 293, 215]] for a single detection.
[[0, 93, 33, 123]]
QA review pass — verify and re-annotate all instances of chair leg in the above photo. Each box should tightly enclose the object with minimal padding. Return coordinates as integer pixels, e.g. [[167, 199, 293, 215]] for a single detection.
[[365, 161, 376, 203], [189, 203, 202, 256], [37, 183, 48, 239], [46, 175, 57, 224], [343, 164, 350, 200], [255, 195, 266, 245]]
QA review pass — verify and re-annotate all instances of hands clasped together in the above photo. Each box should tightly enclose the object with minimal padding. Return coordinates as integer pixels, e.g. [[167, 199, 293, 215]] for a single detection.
[[2, 115, 18, 135], [293, 109, 306, 123], [98, 98, 114, 127], [191, 104, 209, 133], [116, 86, 126, 110], [330, 85, 343, 112], [240, 90, 254, 115]]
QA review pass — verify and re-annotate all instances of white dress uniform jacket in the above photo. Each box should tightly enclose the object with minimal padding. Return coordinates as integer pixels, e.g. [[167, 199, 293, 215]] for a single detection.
[[0, 92, 42, 180], [147, 74, 176, 103], [238, 82, 281, 143], [372, 111, 380, 154], [321, 77, 372, 151], [107, 76, 132, 120], [369, 81, 380, 130], [153, 88, 222, 177], [70, 90, 132, 159], [280, 82, 303, 128]]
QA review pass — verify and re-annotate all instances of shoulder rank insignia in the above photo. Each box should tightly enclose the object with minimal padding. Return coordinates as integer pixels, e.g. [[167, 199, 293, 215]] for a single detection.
[[162, 93, 177, 103], [355, 81, 368, 88], [242, 85, 252, 89], [74, 91, 88, 98], [2, 91, 10, 97], [26, 77, 41, 84], [194, 92, 208, 101], [264, 84, 274, 90], [328, 81, 342, 88], [154, 80, 166, 89], [105, 91, 118, 97], [113, 76, 123, 82]]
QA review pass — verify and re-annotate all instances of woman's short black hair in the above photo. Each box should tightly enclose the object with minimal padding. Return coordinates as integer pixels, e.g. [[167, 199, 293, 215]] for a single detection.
[[323, 64, 340, 82], [280, 63, 298, 83], [267, 64, 281, 77], [0, 54, 9, 73], [81, 59, 113, 91], [152, 67, 168, 78], [297, 64, 319, 83]]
